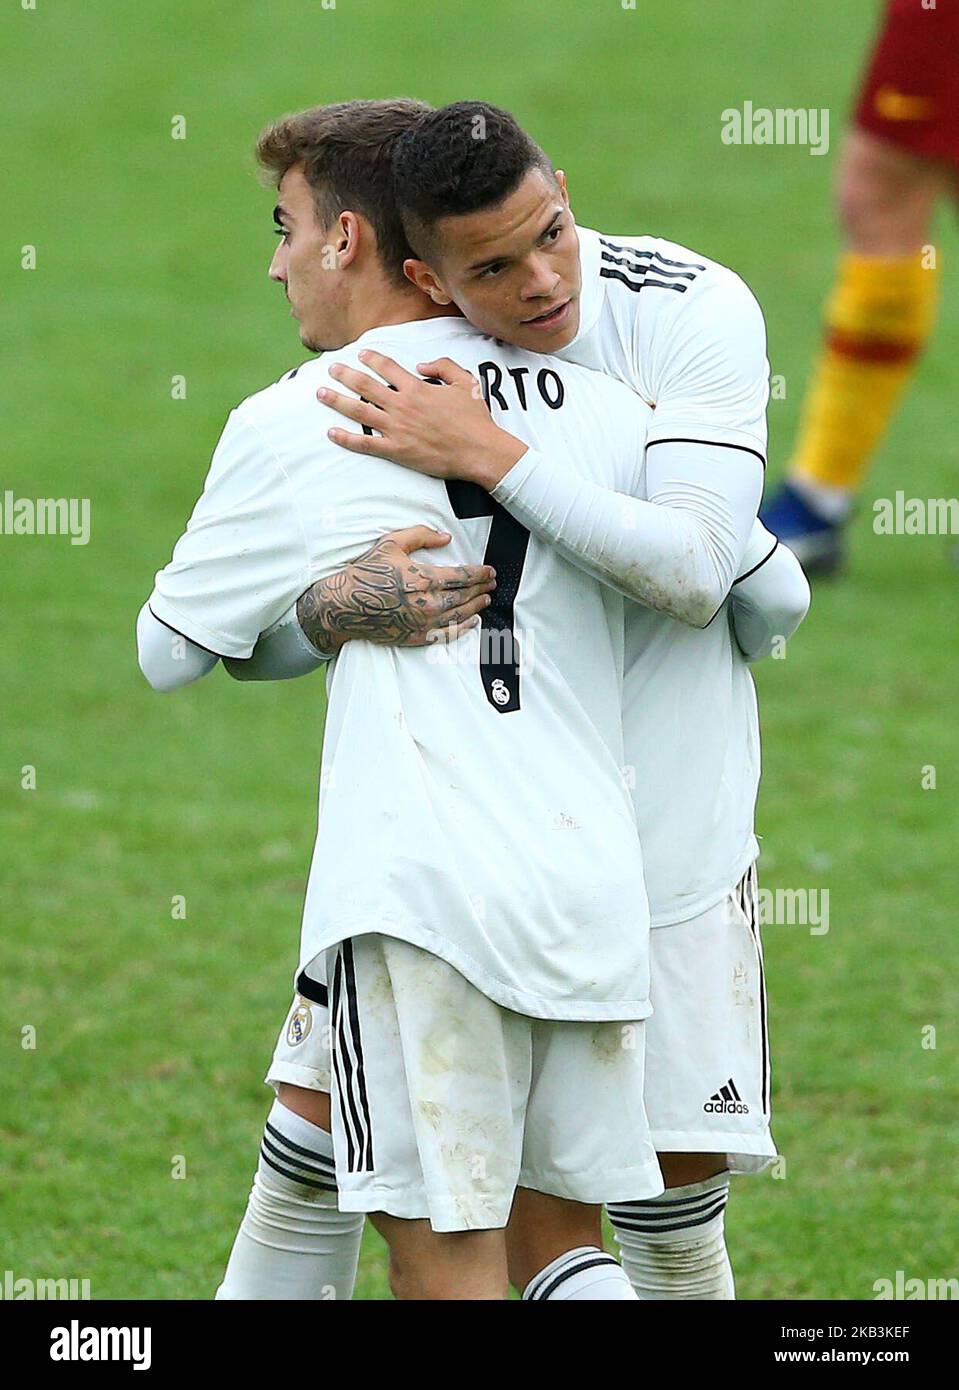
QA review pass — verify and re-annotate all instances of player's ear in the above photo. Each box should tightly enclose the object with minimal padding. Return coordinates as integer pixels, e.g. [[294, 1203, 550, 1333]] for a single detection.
[[335, 211, 362, 269], [555, 169, 570, 206], [403, 257, 454, 307]]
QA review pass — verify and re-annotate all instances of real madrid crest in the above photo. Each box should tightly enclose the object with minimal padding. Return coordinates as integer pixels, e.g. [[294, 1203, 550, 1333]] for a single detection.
[[286, 998, 313, 1047]]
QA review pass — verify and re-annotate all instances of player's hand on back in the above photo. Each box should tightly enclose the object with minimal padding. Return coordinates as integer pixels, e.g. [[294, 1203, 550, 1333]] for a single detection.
[[296, 525, 496, 655], [317, 350, 526, 490]]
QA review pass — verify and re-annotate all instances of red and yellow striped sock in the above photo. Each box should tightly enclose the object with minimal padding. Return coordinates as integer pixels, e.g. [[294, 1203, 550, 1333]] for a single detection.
[[789, 251, 939, 498]]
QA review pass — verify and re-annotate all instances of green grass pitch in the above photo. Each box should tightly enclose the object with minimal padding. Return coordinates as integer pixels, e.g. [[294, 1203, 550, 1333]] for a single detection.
[[1, 0, 957, 1299]]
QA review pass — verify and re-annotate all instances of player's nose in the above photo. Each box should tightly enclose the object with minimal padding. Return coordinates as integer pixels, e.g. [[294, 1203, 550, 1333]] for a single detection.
[[521, 256, 560, 299], [268, 245, 288, 282]]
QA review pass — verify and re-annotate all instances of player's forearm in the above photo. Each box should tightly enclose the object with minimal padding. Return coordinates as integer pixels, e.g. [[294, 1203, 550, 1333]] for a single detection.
[[223, 602, 332, 682], [295, 538, 437, 651], [490, 444, 762, 628], [136, 603, 220, 692], [730, 533, 810, 662]]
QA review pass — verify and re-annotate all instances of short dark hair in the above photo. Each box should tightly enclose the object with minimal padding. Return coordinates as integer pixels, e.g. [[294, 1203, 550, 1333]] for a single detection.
[[256, 99, 432, 283], [392, 101, 555, 261]]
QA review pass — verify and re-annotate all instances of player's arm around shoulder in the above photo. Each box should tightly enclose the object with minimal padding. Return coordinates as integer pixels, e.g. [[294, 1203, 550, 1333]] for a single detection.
[[227, 351, 504, 667], [218, 525, 497, 681]]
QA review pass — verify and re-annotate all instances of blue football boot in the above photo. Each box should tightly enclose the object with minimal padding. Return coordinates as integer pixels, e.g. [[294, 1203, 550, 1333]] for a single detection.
[[760, 482, 845, 576]]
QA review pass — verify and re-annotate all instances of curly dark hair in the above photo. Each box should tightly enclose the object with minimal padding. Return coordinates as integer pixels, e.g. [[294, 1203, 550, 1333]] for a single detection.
[[392, 101, 555, 261]]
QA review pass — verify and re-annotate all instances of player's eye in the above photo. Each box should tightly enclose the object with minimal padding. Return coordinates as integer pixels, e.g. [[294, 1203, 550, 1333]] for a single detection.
[[274, 227, 291, 242], [542, 226, 562, 245]]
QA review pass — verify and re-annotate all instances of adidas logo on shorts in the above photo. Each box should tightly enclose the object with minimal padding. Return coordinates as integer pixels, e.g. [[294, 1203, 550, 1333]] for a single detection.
[[704, 1078, 749, 1114]]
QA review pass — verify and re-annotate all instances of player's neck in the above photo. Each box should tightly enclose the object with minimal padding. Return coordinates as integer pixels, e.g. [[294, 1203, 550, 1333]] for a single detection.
[[346, 280, 459, 341]]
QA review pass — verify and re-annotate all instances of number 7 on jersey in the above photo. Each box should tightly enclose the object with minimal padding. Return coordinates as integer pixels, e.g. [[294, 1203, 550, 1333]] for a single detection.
[[445, 480, 531, 714]]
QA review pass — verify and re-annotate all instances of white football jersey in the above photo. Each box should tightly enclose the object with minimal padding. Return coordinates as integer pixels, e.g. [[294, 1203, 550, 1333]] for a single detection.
[[150, 317, 653, 1021], [557, 226, 768, 924]]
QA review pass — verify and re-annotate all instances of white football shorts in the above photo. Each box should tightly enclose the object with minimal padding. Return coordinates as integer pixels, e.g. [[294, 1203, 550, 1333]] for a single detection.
[[270, 932, 661, 1232], [266, 864, 776, 1190], [645, 862, 776, 1173]]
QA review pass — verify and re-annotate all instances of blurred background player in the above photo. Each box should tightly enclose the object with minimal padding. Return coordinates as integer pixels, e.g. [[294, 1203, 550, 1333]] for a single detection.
[[761, 0, 958, 574]]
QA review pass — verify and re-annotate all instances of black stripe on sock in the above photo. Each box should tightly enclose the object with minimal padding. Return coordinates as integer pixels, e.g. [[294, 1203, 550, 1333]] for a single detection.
[[259, 1148, 337, 1194], [609, 1193, 728, 1224], [609, 1202, 728, 1236], [524, 1249, 611, 1301], [261, 1131, 335, 1180], [531, 1254, 620, 1301], [610, 1181, 729, 1212], [264, 1121, 334, 1170]]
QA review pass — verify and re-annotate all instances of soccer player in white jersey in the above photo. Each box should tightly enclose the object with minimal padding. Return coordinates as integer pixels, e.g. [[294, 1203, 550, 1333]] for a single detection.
[[225, 101, 810, 1301], [137, 100, 784, 1301]]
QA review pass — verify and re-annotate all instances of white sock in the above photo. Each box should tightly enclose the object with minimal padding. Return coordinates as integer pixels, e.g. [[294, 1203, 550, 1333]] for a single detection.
[[523, 1246, 638, 1301], [215, 1099, 364, 1301], [608, 1174, 735, 1300]]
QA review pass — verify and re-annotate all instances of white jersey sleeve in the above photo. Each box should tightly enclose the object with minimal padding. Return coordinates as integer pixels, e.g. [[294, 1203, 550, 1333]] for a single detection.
[[631, 250, 768, 454], [147, 410, 313, 658], [562, 228, 768, 588], [136, 602, 219, 692], [569, 227, 769, 456]]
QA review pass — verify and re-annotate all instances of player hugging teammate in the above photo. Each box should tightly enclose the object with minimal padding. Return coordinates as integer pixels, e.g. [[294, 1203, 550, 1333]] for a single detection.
[[139, 99, 810, 1300]]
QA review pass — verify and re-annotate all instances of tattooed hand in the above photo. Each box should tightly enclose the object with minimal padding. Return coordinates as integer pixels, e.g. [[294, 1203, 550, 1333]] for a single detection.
[[296, 525, 496, 657]]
